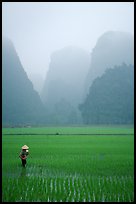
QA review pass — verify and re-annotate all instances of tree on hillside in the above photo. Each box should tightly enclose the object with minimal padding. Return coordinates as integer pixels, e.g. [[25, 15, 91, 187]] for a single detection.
[[79, 64, 134, 124]]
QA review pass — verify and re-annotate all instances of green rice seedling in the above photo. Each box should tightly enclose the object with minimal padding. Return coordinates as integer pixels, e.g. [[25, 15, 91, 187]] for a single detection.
[[2, 126, 134, 202]]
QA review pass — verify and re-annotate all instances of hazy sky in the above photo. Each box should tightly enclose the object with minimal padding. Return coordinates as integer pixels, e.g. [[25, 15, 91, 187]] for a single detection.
[[2, 2, 134, 92]]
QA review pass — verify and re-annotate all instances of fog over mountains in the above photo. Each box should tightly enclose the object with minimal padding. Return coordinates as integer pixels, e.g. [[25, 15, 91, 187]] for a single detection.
[[41, 46, 90, 106], [85, 31, 134, 94], [2, 37, 46, 126], [80, 64, 134, 124], [2, 31, 134, 126]]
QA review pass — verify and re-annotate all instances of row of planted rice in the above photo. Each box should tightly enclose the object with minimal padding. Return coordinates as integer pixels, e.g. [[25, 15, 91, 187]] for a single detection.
[[2, 127, 134, 202], [3, 174, 134, 202]]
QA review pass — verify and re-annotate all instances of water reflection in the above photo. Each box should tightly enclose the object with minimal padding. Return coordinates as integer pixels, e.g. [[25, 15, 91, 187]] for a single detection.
[[20, 167, 27, 178]]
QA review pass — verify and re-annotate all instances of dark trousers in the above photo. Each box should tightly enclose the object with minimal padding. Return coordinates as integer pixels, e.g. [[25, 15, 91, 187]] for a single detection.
[[21, 159, 26, 167]]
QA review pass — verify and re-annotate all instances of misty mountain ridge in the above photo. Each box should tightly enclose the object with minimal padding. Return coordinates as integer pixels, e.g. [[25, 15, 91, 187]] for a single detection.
[[2, 30, 134, 126], [41, 46, 90, 107], [79, 64, 134, 124], [2, 37, 46, 126], [85, 31, 134, 94], [40, 31, 133, 125]]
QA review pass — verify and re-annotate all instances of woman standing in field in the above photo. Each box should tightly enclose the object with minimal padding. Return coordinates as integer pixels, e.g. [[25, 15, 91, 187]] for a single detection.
[[19, 145, 29, 167]]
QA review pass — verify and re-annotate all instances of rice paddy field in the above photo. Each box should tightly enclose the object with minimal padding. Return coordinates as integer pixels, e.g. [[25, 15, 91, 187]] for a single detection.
[[2, 126, 134, 202]]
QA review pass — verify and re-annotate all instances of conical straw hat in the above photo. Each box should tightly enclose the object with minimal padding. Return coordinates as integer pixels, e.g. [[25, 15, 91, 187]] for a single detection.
[[22, 145, 29, 149]]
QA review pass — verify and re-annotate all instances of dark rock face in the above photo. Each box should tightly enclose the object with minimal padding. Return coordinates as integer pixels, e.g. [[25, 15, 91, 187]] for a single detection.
[[79, 64, 134, 124]]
